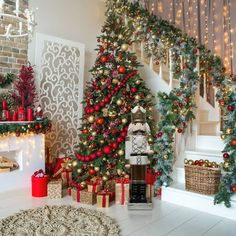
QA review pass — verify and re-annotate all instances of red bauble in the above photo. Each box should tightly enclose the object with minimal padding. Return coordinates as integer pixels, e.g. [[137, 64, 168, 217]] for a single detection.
[[227, 105, 235, 111], [117, 137, 123, 143], [96, 150, 103, 156], [130, 87, 137, 93], [91, 153, 97, 159], [100, 55, 108, 63], [157, 132, 163, 138], [104, 97, 109, 103], [88, 169, 96, 175], [103, 146, 112, 154], [97, 118, 105, 125], [194, 160, 199, 165], [192, 48, 198, 54], [111, 142, 118, 149], [111, 129, 117, 134], [85, 156, 90, 162], [118, 66, 126, 74], [91, 143, 96, 149], [231, 186, 236, 192], [156, 171, 162, 177], [122, 90, 127, 95], [100, 102, 105, 107], [223, 153, 230, 159], [120, 131, 127, 138], [94, 105, 101, 111], [231, 139, 236, 146], [177, 128, 183, 133], [89, 107, 95, 113]]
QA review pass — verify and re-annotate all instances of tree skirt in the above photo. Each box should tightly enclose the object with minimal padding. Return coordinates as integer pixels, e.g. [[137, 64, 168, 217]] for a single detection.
[[0, 205, 120, 236]]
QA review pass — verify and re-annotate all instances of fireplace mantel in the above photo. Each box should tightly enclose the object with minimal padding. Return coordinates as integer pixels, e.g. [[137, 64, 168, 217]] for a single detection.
[[0, 134, 45, 192]]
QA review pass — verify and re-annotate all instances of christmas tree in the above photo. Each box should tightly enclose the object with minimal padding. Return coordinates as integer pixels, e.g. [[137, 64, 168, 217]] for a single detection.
[[72, 13, 156, 182]]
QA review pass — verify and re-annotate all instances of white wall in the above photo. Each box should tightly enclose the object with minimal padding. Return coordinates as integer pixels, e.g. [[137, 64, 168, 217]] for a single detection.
[[28, 0, 106, 83]]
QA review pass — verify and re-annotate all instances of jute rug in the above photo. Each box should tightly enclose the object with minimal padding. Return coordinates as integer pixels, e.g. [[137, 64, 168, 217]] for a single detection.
[[0, 205, 120, 236]]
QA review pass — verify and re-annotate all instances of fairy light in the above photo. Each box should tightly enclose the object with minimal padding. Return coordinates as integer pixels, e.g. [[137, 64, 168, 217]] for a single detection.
[[186, 0, 190, 35], [227, 0, 233, 75], [212, 0, 216, 55], [151, 1, 154, 15], [169, 0, 173, 23], [204, 0, 208, 47], [157, 0, 163, 16]]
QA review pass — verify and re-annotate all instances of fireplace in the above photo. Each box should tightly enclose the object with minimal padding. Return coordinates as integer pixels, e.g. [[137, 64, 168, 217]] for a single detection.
[[0, 134, 45, 192]]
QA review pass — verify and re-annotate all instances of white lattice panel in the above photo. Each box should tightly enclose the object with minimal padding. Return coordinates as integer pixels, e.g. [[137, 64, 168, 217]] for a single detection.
[[35, 33, 85, 158]]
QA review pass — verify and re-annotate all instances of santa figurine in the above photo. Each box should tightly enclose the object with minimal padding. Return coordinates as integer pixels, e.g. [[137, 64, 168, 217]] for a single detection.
[[35, 105, 43, 121], [125, 105, 153, 205]]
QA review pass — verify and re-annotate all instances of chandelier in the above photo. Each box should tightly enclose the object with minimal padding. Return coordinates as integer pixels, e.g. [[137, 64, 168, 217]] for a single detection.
[[0, 0, 36, 40]]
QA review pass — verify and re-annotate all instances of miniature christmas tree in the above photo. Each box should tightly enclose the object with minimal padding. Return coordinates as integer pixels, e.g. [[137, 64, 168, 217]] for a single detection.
[[72, 14, 156, 182]]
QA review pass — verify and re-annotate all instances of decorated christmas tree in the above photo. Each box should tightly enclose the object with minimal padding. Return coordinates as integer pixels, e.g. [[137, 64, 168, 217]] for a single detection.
[[72, 13, 156, 182]]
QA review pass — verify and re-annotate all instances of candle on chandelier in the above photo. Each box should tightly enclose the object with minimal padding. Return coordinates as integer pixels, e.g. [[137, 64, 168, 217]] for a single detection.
[[15, 0, 19, 14]]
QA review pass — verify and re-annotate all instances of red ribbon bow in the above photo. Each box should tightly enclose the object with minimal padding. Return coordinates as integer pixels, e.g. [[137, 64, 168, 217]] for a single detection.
[[33, 169, 45, 177]]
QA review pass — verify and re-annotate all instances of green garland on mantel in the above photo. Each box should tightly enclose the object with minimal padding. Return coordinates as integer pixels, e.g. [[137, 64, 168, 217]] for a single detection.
[[0, 73, 16, 89], [0, 118, 52, 137], [106, 0, 236, 207]]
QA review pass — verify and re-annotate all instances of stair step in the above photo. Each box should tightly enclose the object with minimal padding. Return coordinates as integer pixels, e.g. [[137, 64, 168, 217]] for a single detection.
[[162, 182, 236, 220], [196, 135, 224, 151], [199, 121, 219, 136], [185, 149, 223, 163], [199, 110, 209, 122]]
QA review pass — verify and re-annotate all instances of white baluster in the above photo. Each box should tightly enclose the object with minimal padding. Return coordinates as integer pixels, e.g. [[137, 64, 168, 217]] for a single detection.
[[203, 73, 207, 99], [149, 56, 153, 70], [159, 63, 163, 80], [169, 49, 173, 88]]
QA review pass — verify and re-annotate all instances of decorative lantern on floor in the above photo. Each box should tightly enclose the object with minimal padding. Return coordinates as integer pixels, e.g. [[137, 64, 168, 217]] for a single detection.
[[125, 105, 153, 210]]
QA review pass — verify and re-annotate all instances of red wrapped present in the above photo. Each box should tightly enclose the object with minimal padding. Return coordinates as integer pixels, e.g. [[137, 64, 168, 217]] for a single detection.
[[67, 187, 72, 196], [71, 187, 82, 202], [61, 171, 72, 188], [53, 154, 72, 178], [146, 169, 156, 185], [115, 177, 129, 205], [87, 178, 102, 193], [97, 189, 115, 208], [31, 169, 49, 197]]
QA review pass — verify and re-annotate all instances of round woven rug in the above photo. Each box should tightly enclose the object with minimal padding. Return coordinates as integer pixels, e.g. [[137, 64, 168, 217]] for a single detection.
[[0, 205, 120, 236]]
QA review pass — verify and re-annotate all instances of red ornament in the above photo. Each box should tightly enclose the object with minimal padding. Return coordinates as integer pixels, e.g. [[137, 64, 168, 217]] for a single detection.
[[103, 146, 112, 154], [111, 129, 117, 134], [100, 55, 108, 63], [223, 153, 230, 159], [156, 171, 162, 177], [111, 142, 118, 149], [231, 186, 236, 192], [91, 153, 97, 159], [104, 97, 109, 104], [117, 137, 123, 143], [231, 139, 236, 146], [177, 128, 183, 133], [130, 87, 137, 93], [88, 169, 96, 175], [85, 156, 90, 162], [89, 107, 95, 113], [192, 48, 198, 54], [120, 131, 127, 138], [227, 105, 235, 111], [94, 105, 101, 111], [118, 66, 126, 74], [97, 118, 105, 125], [96, 150, 103, 157], [157, 132, 163, 138], [100, 102, 105, 107]]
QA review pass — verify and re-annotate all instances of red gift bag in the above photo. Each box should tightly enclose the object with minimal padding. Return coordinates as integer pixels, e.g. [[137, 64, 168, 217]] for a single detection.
[[31, 174, 49, 197]]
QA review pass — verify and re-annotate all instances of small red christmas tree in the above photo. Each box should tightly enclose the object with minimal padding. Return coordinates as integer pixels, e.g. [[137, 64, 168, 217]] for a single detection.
[[13, 63, 38, 108]]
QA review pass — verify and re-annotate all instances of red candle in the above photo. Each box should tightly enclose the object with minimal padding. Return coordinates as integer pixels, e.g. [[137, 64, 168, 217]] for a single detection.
[[6, 111, 11, 121], [27, 107, 33, 121], [2, 100, 8, 110], [18, 106, 26, 121], [11, 111, 18, 121]]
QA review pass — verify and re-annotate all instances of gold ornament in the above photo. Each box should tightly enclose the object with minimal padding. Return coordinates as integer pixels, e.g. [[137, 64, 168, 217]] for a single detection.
[[100, 140, 105, 144], [221, 134, 226, 140], [146, 94, 152, 100], [77, 168, 82, 174], [113, 42, 118, 47], [223, 162, 230, 168], [148, 107, 153, 111], [116, 99, 122, 106], [148, 137, 153, 143], [135, 80, 141, 85], [72, 160, 78, 167], [188, 160, 194, 165], [90, 163, 94, 167], [117, 169, 122, 175], [184, 159, 188, 164], [109, 111, 117, 118], [121, 43, 129, 51], [205, 159, 209, 163], [118, 150, 124, 156], [112, 78, 119, 84], [163, 155, 168, 160], [98, 69, 103, 75], [102, 175, 108, 181], [94, 166, 100, 172], [122, 118, 128, 124], [104, 70, 110, 76], [118, 34, 123, 39], [102, 108, 109, 117], [88, 115, 95, 123], [81, 181, 86, 187], [226, 128, 233, 134], [83, 141, 88, 145], [106, 171, 110, 176], [135, 95, 141, 100], [202, 163, 208, 167], [91, 131, 97, 137], [102, 157, 107, 161]]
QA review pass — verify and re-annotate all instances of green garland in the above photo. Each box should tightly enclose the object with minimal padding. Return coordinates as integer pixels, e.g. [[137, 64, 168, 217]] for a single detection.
[[107, 0, 235, 207], [0, 73, 16, 88], [0, 118, 52, 137]]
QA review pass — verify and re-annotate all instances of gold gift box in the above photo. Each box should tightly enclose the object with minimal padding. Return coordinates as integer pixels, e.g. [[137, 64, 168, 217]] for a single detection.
[[80, 190, 96, 205], [47, 179, 62, 199]]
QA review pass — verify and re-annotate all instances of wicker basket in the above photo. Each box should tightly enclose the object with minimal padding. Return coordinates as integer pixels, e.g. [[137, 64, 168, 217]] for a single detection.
[[185, 164, 221, 195]]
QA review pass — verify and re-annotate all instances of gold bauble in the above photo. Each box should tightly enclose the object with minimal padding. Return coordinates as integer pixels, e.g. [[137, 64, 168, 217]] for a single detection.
[[88, 115, 95, 123], [148, 107, 153, 111], [223, 161, 230, 168], [90, 163, 94, 167], [121, 43, 129, 51], [118, 34, 123, 39], [226, 128, 233, 134], [135, 95, 141, 100], [100, 140, 105, 144], [102, 175, 108, 181], [94, 166, 100, 172], [109, 111, 117, 118], [122, 118, 128, 124], [148, 137, 153, 143], [221, 134, 226, 140], [81, 181, 86, 187], [202, 163, 208, 167], [102, 108, 109, 117], [98, 69, 103, 75], [102, 157, 107, 161], [104, 70, 110, 76], [112, 78, 119, 84], [135, 80, 141, 85], [184, 159, 188, 164], [163, 155, 168, 160], [117, 169, 122, 175], [77, 168, 82, 174], [146, 94, 152, 100], [113, 42, 118, 47], [83, 141, 88, 145], [72, 160, 78, 167], [118, 150, 124, 156], [91, 131, 97, 137], [116, 99, 122, 106], [106, 171, 110, 176], [205, 159, 209, 163], [188, 160, 194, 165], [148, 116, 153, 120]]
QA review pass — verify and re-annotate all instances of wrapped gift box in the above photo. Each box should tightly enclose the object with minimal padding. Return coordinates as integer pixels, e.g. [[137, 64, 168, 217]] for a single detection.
[[115, 178, 129, 205], [80, 190, 96, 205], [61, 171, 72, 188], [47, 179, 62, 198], [31, 169, 49, 197], [71, 188, 82, 202], [97, 190, 115, 208], [87, 182, 101, 193], [146, 184, 155, 198], [104, 179, 116, 191]]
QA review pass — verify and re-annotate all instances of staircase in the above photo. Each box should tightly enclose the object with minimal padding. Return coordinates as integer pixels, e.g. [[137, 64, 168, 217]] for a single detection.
[[132, 42, 236, 220]]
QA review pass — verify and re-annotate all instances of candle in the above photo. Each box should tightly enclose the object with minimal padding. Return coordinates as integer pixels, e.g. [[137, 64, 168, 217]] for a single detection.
[[6, 111, 10, 121], [27, 107, 33, 121], [15, 0, 19, 14], [18, 106, 25, 121], [19, 22, 22, 34], [2, 100, 7, 110], [11, 111, 18, 121]]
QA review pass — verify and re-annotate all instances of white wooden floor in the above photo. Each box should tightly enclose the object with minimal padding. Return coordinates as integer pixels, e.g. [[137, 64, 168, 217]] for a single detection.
[[0, 189, 235, 236]]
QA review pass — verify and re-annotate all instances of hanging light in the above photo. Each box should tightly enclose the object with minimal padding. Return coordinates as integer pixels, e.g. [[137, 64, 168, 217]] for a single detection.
[[0, 0, 36, 40]]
